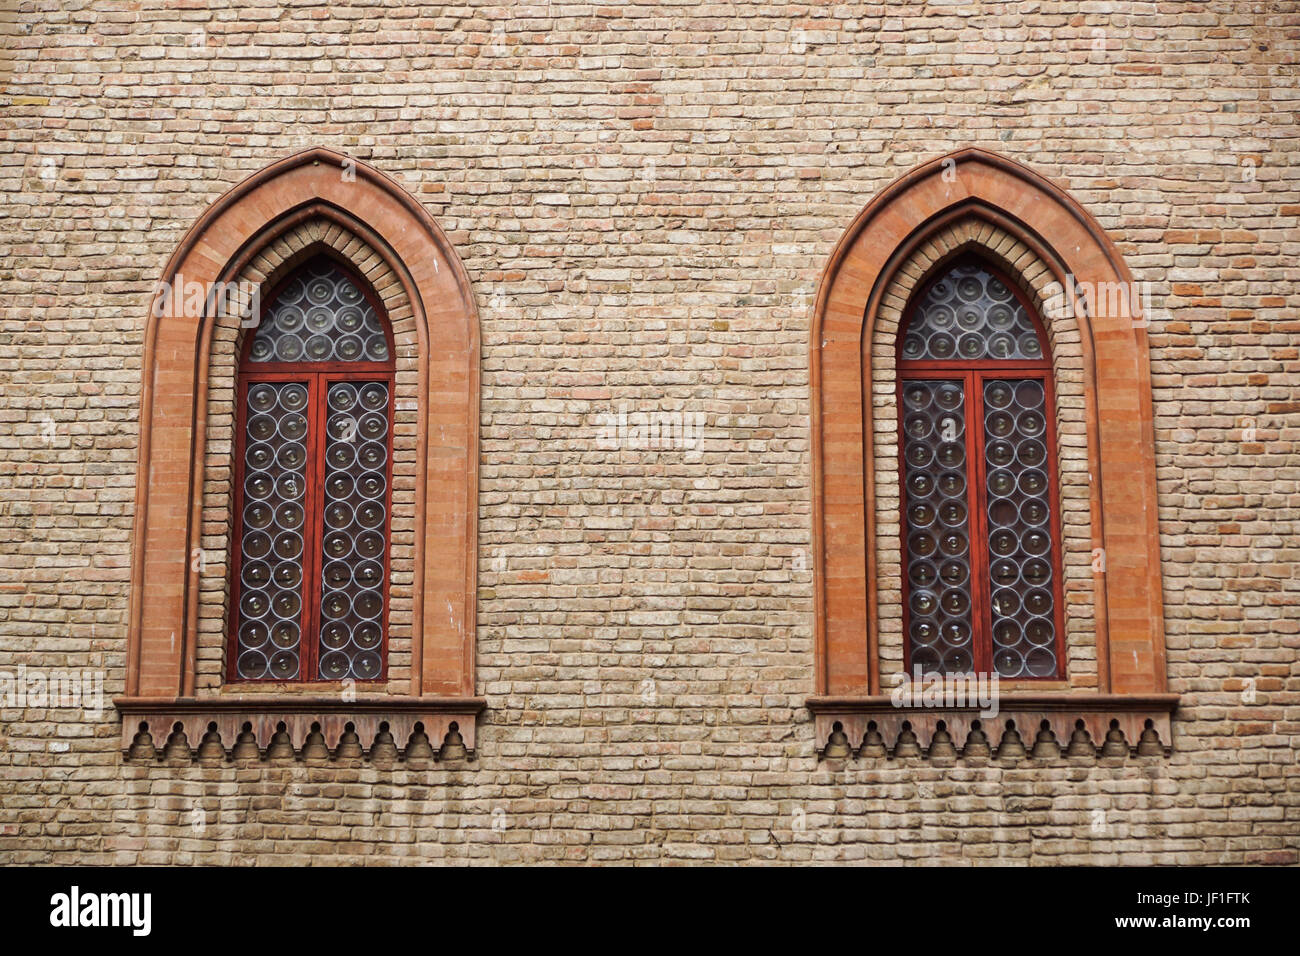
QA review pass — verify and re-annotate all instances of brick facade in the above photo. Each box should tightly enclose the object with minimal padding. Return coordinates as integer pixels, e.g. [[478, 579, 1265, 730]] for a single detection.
[[0, 2, 1296, 864]]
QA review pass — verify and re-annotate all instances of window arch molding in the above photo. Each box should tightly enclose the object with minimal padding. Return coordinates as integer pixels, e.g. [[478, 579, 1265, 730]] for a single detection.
[[122, 149, 481, 757], [809, 148, 1173, 755]]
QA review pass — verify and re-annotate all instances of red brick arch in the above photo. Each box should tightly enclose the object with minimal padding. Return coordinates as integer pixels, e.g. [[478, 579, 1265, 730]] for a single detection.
[[810, 148, 1168, 705], [122, 149, 481, 752]]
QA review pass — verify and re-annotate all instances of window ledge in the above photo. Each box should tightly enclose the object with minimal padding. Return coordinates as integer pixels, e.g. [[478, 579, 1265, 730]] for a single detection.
[[115, 695, 486, 763], [807, 693, 1179, 761]]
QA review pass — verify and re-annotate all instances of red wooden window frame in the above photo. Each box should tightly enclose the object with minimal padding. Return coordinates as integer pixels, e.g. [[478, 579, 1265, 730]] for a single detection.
[[226, 253, 397, 683], [896, 257, 1068, 680]]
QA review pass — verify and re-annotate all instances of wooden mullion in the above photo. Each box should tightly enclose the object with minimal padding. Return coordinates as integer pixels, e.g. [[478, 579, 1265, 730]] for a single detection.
[[300, 371, 326, 681], [968, 369, 994, 677]]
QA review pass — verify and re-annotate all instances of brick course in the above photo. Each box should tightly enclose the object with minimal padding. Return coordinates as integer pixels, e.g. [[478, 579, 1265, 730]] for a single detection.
[[0, 1, 1296, 864]]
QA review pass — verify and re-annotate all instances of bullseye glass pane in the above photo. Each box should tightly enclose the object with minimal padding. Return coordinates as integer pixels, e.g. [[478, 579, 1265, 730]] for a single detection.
[[901, 263, 1044, 362], [249, 258, 389, 364], [902, 379, 973, 676], [236, 380, 309, 680], [984, 378, 1058, 679], [317, 381, 390, 681]]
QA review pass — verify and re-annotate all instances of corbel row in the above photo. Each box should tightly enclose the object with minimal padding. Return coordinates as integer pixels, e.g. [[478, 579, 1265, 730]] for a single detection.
[[807, 694, 1178, 761], [115, 696, 485, 764]]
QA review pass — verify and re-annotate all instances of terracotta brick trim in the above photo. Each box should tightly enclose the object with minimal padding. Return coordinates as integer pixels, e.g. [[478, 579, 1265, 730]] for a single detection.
[[125, 149, 480, 726], [810, 148, 1168, 707]]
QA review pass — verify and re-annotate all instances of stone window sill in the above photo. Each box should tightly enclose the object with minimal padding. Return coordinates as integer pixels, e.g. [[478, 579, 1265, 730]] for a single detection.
[[115, 695, 486, 763], [807, 693, 1179, 761]]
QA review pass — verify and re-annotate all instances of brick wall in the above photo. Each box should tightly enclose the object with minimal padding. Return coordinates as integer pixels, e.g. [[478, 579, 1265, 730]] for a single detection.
[[0, 1, 1296, 863]]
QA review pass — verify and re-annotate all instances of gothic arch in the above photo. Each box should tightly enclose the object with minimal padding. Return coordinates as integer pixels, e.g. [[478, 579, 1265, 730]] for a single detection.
[[810, 148, 1168, 710], [124, 149, 480, 748]]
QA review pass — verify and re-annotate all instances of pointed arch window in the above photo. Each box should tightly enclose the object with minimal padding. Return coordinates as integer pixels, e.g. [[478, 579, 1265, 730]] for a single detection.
[[229, 256, 395, 683], [122, 150, 485, 761], [810, 150, 1174, 759], [898, 258, 1066, 680]]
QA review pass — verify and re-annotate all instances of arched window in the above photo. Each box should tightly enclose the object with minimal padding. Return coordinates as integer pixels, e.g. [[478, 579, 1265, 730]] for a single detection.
[[123, 149, 483, 761], [898, 258, 1065, 680], [229, 256, 396, 683], [809, 150, 1173, 759]]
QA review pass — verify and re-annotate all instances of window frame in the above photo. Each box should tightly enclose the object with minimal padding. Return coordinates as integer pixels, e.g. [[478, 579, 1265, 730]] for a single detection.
[[896, 257, 1068, 681], [226, 254, 397, 684]]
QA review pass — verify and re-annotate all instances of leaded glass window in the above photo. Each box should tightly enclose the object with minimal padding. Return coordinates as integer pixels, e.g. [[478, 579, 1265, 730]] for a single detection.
[[229, 257, 394, 682], [898, 259, 1065, 680]]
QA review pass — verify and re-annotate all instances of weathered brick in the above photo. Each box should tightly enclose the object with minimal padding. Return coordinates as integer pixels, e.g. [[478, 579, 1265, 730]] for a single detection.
[[0, 0, 1296, 866]]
